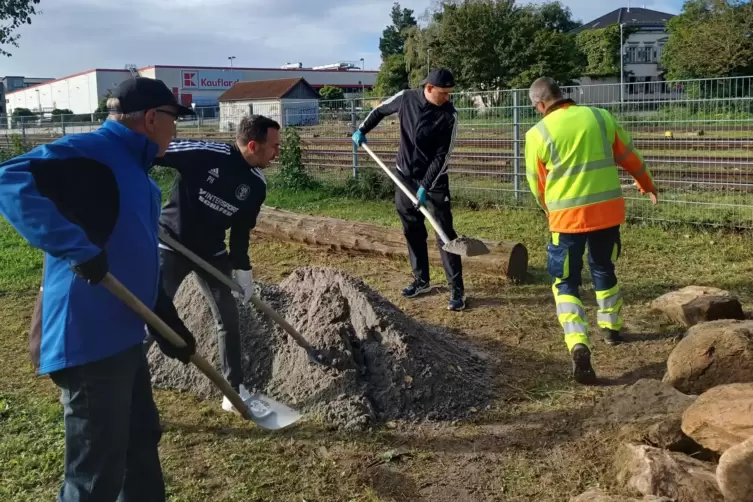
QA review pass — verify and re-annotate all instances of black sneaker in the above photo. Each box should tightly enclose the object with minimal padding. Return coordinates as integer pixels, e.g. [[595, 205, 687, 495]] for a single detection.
[[402, 279, 432, 298], [601, 328, 623, 346], [571, 344, 597, 385], [447, 289, 466, 311]]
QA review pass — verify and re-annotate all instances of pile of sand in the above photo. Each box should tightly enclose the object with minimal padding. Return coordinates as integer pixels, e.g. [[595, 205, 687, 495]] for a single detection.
[[147, 266, 494, 430]]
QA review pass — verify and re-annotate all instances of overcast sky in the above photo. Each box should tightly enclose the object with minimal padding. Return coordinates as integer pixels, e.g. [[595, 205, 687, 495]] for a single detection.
[[3, 0, 683, 78]]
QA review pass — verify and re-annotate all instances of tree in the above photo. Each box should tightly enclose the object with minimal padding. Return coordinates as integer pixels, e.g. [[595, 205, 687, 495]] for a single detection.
[[375, 2, 418, 94], [379, 2, 418, 59], [318, 85, 345, 101], [1, 0, 41, 57], [575, 25, 625, 77], [661, 0, 753, 80], [408, 0, 584, 90], [375, 54, 409, 95]]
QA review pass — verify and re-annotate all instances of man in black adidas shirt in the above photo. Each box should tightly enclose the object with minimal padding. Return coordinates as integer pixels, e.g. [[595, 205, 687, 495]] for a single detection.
[[150, 114, 280, 412], [353, 68, 465, 311]]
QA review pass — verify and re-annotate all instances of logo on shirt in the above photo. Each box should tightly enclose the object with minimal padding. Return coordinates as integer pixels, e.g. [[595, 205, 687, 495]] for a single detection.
[[236, 184, 250, 201], [206, 167, 219, 184]]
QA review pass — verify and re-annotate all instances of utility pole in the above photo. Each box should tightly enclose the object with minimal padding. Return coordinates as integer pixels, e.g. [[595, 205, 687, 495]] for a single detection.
[[228, 56, 236, 69], [427, 48, 431, 76], [360, 58, 365, 97], [620, 23, 625, 104]]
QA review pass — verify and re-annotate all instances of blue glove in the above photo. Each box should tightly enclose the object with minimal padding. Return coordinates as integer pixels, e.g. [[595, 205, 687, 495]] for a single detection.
[[416, 186, 427, 208], [352, 130, 366, 146]]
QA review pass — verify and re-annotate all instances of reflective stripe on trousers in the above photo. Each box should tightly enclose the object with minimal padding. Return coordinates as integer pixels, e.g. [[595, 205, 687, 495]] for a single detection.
[[552, 281, 590, 351], [595, 282, 623, 331]]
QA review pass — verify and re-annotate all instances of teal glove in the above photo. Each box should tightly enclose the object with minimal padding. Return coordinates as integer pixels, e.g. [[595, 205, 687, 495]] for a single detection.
[[352, 130, 367, 146], [416, 186, 427, 208]]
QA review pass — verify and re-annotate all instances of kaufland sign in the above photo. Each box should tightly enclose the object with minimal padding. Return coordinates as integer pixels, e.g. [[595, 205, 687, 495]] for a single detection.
[[181, 69, 242, 90]]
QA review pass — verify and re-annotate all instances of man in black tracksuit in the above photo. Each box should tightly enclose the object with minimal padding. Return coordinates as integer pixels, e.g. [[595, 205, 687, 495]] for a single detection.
[[149, 114, 281, 412], [353, 68, 464, 311]]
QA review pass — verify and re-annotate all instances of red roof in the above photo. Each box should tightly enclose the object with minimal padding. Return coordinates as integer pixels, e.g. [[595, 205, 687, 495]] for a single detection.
[[217, 78, 316, 101]]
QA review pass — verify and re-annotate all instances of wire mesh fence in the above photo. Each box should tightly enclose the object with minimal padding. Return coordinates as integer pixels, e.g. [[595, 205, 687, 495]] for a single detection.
[[2, 75, 753, 228]]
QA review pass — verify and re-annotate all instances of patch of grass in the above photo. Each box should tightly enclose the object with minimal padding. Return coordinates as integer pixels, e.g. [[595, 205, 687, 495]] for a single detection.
[[2, 181, 752, 501]]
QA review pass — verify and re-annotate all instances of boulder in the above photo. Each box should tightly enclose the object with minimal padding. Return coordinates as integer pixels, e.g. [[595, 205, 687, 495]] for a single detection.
[[615, 443, 723, 502], [570, 488, 672, 501], [651, 286, 744, 328], [717, 436, 753, 502], [682, 383, 753, 454], [589, 379, 700, 453], [663, 320, 753, 394]]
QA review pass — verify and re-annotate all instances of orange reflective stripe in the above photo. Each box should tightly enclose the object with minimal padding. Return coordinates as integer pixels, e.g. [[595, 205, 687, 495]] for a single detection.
[[613, 135, 656, 193], [537, 158, 548, 210], [548, 197, 626, 234]]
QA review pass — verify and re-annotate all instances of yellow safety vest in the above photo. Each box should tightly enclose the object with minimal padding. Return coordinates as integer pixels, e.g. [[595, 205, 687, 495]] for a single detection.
[[525, 102, 654, 233]]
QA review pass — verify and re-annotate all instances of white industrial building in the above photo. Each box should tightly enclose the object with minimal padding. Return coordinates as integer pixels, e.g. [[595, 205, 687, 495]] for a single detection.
[[217, 77, 321, 131], [4, 63, 377, 116]]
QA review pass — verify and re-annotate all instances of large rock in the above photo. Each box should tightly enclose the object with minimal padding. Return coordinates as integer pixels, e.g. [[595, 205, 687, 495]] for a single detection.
[[682, 383, 753, 454], [717, 436, 753, 502], [589, 379, 700, 452], [616, 443, 723, 502], [570, 488, 672, 501], [663, 320, 753, 394], [651, 286, 745, 328]]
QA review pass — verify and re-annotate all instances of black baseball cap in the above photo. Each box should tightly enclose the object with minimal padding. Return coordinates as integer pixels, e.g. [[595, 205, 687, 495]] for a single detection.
[[420, 68, 455, 88], [112, 77, 194, 116]]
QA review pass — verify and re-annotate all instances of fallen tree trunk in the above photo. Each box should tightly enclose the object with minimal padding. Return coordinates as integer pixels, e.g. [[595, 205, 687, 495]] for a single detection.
[[253, 206, 529, 283]]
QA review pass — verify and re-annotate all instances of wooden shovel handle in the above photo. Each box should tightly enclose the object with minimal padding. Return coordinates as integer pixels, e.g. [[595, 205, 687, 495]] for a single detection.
[[157, 229, 315, 352], [360, 143, 452, 244], [100, 273, 252, 420]]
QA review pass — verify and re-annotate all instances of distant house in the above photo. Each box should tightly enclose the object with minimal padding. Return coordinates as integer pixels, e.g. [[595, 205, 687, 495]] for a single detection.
[[217, 77, 320, 131], [570, 7, 676, 102]]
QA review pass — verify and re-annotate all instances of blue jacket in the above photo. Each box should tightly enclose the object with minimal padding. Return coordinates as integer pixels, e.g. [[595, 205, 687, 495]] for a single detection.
[[0, 120, 169, 375]]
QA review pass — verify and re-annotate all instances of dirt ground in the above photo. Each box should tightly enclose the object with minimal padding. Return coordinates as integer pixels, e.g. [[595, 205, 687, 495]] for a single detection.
[[210, 234, 686, 501]]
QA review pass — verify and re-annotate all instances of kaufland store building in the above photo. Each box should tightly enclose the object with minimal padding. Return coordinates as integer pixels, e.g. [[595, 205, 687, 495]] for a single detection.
[[4, 64, 378, 115]]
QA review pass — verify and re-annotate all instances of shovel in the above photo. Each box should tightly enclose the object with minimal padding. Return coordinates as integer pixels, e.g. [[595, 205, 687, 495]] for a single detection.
[[100, 272, 303, 430], [360, 143, 490, 257], [158, 229, 331, 368]]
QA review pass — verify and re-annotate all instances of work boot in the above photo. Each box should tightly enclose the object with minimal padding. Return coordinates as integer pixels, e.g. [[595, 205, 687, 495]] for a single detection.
[[447, 287, 466, 311], [222, 384, 250, 414], [601, 328, 623, 346], [571, 344, 597, 385], [402, 279, 432, 298]]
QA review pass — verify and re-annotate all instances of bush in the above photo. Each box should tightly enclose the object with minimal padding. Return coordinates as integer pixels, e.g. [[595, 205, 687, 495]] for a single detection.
[[275, 126, 316, 191], [334, 166, 394, 200], [0, 134, 32, 163]]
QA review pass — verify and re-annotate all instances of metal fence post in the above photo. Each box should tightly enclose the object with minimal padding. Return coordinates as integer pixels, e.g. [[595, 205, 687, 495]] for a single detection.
[[350, 98, 359, 180], [512, 90, 521, 203]]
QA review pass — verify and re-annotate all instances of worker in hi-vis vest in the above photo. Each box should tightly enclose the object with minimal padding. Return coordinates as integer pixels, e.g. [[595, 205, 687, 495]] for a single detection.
[[524, 77, 658, 385]]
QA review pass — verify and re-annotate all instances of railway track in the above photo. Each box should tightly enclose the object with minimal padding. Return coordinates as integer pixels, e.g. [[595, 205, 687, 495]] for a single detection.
[[302, 152, 753, 189], [304, 148, 753, 167], [301, 137, 753, 152]]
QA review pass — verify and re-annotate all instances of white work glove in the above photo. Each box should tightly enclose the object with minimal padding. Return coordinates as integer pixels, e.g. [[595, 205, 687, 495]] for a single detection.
[[232, 269, 254, 303]]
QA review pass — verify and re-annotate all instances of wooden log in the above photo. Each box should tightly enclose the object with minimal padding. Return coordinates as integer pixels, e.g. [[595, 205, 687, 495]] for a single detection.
[[253, 206, 529, 283]]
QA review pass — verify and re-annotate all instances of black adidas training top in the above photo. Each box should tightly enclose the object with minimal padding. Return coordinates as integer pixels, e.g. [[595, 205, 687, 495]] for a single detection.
[[154, 139, 267, 270], [358, 87, 458, 191]]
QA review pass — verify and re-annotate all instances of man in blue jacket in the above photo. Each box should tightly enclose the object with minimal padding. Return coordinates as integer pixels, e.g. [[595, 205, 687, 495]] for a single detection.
[[0, 77, 197, 501]]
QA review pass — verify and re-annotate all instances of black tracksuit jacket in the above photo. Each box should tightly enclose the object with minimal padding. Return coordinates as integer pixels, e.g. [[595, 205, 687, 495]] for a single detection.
[[358, 87, 458, 191], [154, 139, 267, 271]]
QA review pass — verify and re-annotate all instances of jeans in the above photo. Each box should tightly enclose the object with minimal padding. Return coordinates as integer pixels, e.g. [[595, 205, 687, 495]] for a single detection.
[[547, 225, 624, 351], [49, 344, 165, 502], [394, 173, 464, 293]]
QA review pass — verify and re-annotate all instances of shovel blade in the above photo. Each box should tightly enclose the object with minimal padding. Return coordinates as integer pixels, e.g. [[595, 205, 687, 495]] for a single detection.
[[243, 393, 303, 430], [442, 236, 491, 257]]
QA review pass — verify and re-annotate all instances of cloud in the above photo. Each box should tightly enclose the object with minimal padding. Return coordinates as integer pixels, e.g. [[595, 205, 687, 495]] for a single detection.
[[2, 0, 682, 77]]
